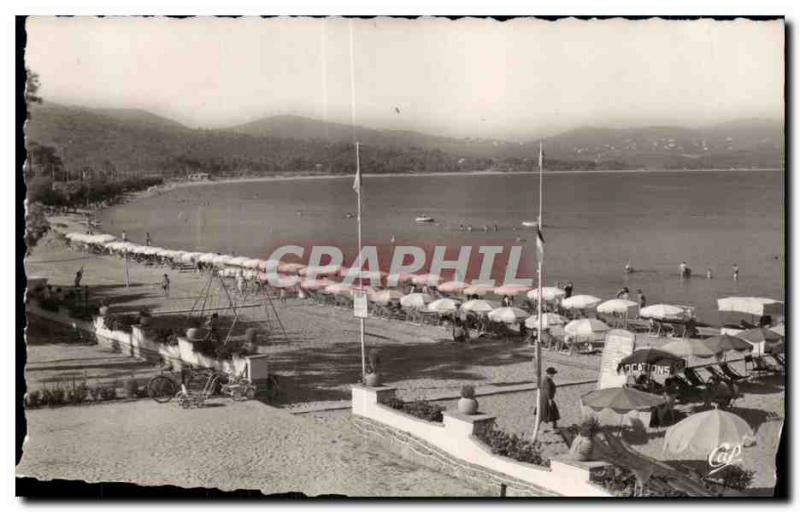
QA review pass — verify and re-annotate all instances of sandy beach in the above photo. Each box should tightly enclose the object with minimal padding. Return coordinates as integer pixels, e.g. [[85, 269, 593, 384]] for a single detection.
[[20, 211, 784, 496]]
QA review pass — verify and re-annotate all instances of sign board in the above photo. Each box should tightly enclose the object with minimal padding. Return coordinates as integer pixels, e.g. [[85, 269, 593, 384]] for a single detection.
[[597, 329, 635, 389], [353, 289, 368, 319]]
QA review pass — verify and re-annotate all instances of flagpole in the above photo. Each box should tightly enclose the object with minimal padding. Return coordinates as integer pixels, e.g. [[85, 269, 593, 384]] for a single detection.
[[532, 141, 544, 442], [356, 142, 366, 378]]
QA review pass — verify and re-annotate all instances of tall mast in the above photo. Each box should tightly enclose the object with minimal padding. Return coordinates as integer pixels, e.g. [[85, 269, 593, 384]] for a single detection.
[[532, 141, 544, 442]]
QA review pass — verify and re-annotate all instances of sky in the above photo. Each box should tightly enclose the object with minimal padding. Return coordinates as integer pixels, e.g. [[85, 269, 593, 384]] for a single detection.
[[25, 16, 784, 140]]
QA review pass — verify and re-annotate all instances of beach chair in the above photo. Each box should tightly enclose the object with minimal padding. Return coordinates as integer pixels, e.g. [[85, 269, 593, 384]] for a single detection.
[[682, 367, 707, 387], [705, 365, 737, 386], [665, 375, 703, 402], [765, 354, 785, 371], [745, 355, 777, 377], [718, 362, 750, 382]]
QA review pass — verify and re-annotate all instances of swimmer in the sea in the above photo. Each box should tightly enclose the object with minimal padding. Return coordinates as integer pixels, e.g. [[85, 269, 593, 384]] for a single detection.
[[624, 261, 633, 274]]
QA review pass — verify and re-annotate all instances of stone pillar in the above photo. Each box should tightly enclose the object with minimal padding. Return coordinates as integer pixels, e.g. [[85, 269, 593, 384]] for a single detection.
[[442, 410, 497, 438], [352, 384, 397, 416]]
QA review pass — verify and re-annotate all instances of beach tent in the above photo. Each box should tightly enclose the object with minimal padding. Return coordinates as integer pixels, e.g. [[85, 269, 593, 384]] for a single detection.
[[617, 348, 685, 376], [597, 299, 639, 316], [524, 312, 568, 330], [561, 295, 602, 311], [400, 292, 433, 309], [438, 281, 469, 294], [493, 284, 532, 296], [717, 297, 784, 318], [463, 284, 495, 297], [527, 287, 567, 302], [426, 298, 461, 314], [488, 306, 529, 324], [460, 299, 497, 314]]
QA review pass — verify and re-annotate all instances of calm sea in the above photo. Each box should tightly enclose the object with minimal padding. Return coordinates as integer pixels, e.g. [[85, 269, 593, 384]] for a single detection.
[[98, 170, 784, 323]]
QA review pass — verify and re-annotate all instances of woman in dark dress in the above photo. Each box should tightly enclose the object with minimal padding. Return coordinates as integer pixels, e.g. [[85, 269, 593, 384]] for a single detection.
[[539, 367, 561, 429]]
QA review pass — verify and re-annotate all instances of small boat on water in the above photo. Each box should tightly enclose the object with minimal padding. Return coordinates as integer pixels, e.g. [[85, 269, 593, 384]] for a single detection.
[[521, 221, 538, 228], [415, 215, 435, 223]]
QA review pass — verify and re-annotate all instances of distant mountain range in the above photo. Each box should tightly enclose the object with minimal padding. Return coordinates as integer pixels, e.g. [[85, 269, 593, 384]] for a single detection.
[[25, 102, 784, 176]]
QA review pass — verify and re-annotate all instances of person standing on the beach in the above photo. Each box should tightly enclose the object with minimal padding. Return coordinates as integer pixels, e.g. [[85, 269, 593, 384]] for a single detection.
[[74, 267, 83, 288], [279, 287, 287, 304], [637, 289, 646, 308], [145, 232, 152, 246], [616, 286, 630, 300], [538, 367, 560, 430], [564, 282, 573, 299], [121, 230, 127, 242], [161, 273, 170, 297], [679, 261, 688, 278], [236, 270, 247, 296], [732, 263, 739, 281]]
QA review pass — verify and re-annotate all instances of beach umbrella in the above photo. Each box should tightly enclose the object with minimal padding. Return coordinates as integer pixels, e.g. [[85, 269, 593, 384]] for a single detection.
[[661, 338, 723, 359], [92, 234, 116, 244], [663, 408, 755, 457], [597, 299, 640, 316], [300, 278, 332, 291], [258, 273, 300, 288], [426, 298, 461, 314], [438, 281, 469, 294], [212, 254, 236, 267], [323, 282, 353, 296], [300, 265, 342, 278], [400, 292, 434, 310], [738, 327, 782, 344], [227, 256, 251, 268], [411, 273, 442, 286], [370, 289, 404, 304], [564, 318, 610, 340], [704, 334, 753, 353], [717, 296, 784, 317], [617, 348, 685, 375], [386, 272, 415, 287], [561, 294, 602, 311], [639, 304, 688, 321], [493, 284, 532, 296], [581, 387, 666, 414], [527, 287, 567, 302], [488, 306, 529, 324], [524, 312, 568, 330], [461, 299, 497, 314], [463, 284, 495, 297], [198, 253, 218, 264], [278, 262, 306, 274]]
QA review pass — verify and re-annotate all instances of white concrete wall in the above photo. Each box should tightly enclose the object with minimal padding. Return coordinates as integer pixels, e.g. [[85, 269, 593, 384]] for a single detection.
[[352, 385, 611, 497]]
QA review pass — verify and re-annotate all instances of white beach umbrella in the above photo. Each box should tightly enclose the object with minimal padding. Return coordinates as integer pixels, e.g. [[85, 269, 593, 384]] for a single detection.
[[493, 284, 533, 296], [212, 254, 236, 267], [527, 287, 567, 302], [300, 265, 342, 278], [370, 289, 404, 304], [463, 284, 495, 297], [411, 273, 443, 286], [565, 318, 610, 340], [438, 281, 469, 294], [525, 312, 569, 329], [400, 292, 434, 310], [562, 294, 602, 311], [300, 278, 333, 291], [386, 272, 415, 287], [488, 307, 529, 324], [92, 234, 116, 244], [426, 298, 461, 314], [323, 282, 353, 296], [199, 253, 218, 264], [278, 262, 306, 274], [639, 304, 688, 321], [460, 299, 498, 314], [597, 299, 640, 316]]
